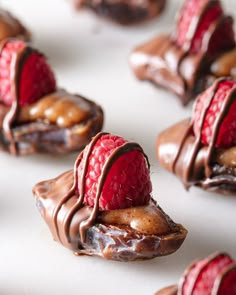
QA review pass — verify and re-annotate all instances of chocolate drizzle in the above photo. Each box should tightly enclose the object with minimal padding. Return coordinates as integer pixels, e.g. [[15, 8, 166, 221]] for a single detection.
[[0, 41, 104, 156], [33, 135, 187, 260], [161, 78, 236, 189], [52, 132, 150, 245], [178, 80, 222, 186], [130, 1, 236, 104], [2, 44, 35, 154]]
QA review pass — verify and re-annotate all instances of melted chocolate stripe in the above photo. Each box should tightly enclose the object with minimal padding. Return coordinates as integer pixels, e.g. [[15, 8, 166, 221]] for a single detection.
[[52, 152, 83, 242], [1, 43, 35, 155], [172, 124, 191, 176], [172, 78, 235, 187], [172, 79, 221, 184], [165, 1, 232, 104], [183, 79, 223, 184], [205, 83, 236, 177], [62, 132, 108, 243], [78, 141, 148, 243], [52, 132, 150, 245]]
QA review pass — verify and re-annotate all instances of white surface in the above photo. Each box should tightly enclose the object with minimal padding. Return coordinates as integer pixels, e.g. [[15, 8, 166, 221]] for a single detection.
[[0, 0, 236, 294]]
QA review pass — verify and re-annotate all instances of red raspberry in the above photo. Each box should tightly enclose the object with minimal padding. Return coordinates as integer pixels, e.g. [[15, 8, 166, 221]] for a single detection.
[[216, 265, 236, 295], [189, 2, 223, 53], [181, 259, 208, 294], [181, 253, 234, 295], [77, 133, 152, 211], [176, 0, 235, 54], [176, 0, 207, 49], [193, 80, 236, 148], [0, 39, 56, 107], [207, 16, 235, 56]]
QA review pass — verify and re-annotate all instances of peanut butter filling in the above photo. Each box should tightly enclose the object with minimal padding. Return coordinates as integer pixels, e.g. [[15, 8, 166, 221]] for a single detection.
[[2, 90, 91, 128], [36, 170, 171, 237], [211, 49, 236, 78], [216, 147, 236, 167], [100, 203, 170, 235]]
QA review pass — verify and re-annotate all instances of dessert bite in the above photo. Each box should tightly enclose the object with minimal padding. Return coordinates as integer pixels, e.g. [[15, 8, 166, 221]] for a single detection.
[[130, 0, 236, 105], [155, 252, 236, 295], [0, 39, 103, 155], [0, 8, 30, 41], [70, 0, 166, 25], [156, 78, 236, 194], [33, 132, 187, 262]]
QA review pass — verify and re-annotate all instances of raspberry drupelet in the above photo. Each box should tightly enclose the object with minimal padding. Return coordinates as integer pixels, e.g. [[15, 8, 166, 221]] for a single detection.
[[33, 132, 187, 262], [156, 78, 236, 194]]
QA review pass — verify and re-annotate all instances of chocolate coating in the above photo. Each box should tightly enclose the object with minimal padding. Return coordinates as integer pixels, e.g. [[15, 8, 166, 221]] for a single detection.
[[0, 90, 103, 155], [33, 133, 187, 261], [71, 0, 166, 25], [0, 9, 30, 41], [154, 285, 177, 295], [0, 42, 103, 155], [33, 170, 187, 261], [130, 2, 236, 105], [156, 79, 236, 194]]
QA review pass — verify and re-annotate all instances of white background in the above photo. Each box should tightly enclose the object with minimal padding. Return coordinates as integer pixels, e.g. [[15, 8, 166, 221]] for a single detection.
[[0, 0, 236, 294]]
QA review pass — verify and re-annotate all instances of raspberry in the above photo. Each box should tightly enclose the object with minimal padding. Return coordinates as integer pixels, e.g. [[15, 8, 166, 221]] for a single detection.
[[191, 253, 233, 295], [190, 2, 223, 53], [77, 133, 152, 211], [193, 80, 236, 148], [176, 0, 208, 49], [176, 0, 235, 54], [0, 39, 56, 107], [181, 259, 208, 294], [207, 16, 235, 56], [181, 253, 234, 295], [216, 265, 236, 295]]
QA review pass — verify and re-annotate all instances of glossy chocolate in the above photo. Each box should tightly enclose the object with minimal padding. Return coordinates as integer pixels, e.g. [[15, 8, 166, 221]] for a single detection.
[[156, 78, 236, 194], [0, 9, 30, 41], [155, 285, 177, 295], [71, 0, 166, 25], [33, 133, 187, 261], [130, 1, 236, 105], [0, 42, 103, 155]]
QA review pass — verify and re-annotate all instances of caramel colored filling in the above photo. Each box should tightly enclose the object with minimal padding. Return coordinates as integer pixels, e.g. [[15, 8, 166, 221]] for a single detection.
[[17, 90, 91, 128], [36, 170, 171, 237], [211, 49, 236, 78], [216, 147, 236, 168], [100, 201, 171, 235]]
